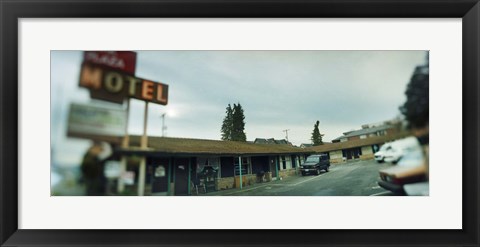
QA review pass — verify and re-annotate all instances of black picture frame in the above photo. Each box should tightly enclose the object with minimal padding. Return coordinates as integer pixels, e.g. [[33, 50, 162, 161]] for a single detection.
[[1, 0, 479, 246]]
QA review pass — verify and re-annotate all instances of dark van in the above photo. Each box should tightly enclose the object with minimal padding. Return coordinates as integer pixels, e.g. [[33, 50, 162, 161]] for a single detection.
[[300, 154, 330, 176]]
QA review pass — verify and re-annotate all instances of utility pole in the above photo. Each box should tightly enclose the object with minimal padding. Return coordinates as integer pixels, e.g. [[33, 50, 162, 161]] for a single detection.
[[283, 129, 290, 142], [161, 113, 167, 137]]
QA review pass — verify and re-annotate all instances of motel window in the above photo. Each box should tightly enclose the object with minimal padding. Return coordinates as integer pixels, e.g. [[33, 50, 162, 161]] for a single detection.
[[234, 163, 249, 175], [196, 157, 208, 172], [234, 157, 251, 175], [197, 157, 221, 178], [281, 156, 287, 170], [360, 135, 367, 139], [208, 157, 221, 178], [242, 157, 251, 174], [285, 156, 292, 169], [209, 157, 220, 169]]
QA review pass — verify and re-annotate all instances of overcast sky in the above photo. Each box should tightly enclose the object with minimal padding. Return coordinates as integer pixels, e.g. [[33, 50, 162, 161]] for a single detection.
[[51, 50, 426, 167]]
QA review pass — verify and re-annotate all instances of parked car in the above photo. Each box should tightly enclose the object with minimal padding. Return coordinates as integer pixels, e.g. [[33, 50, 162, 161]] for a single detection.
[[378, 164, 427, 194], [378, 137, 427, 194], [300, 154, 330, 176], [374, 143, 392, 163], [383, 137, 420, 164], [403, 181, 429, 196]]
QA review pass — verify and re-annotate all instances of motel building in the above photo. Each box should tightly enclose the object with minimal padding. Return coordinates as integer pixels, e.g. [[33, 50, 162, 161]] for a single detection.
[[113, 136, 311, 196], [110, 133, 408, 196]]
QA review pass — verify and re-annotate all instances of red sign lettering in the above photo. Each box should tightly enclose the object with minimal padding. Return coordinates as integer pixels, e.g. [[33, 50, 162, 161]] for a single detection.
[[83, 51, 137, 75]]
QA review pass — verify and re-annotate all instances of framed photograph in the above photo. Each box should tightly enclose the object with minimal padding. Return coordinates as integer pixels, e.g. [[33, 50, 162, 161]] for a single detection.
[[1, 0, 479, 246]]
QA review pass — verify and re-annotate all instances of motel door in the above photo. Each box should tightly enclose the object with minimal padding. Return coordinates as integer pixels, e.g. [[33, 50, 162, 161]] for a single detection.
[[269, 157, 277, 178], [346, 151, 352, 160], [174, 158, 189, 195], [343, 148, 360, 160], [151, 164, 169, 195]]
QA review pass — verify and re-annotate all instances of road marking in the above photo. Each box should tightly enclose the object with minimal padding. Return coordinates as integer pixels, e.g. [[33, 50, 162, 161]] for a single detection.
[[291, 175, 323, 186], [371, 186, 381, 189], [369, 191, 391, 196]]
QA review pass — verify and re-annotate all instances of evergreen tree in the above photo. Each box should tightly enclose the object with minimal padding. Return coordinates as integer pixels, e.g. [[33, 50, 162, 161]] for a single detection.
[[311, 120, 324, 146], [220, 104, 233, 140], [221, 103, 247, 141], [231, 103, 247, 141], [400, 64, 429, 129]]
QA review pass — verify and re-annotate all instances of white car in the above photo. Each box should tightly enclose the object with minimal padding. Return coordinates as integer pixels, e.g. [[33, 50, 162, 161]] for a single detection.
[[374, 143, 391, 163], [383, 137, 421, 164]]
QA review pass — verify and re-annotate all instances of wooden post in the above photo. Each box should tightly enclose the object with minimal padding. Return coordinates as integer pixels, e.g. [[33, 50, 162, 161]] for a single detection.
[[141, 102, 149, 149], [138, 157, 146, 196], [117, 99, 130, 194], [138, 102, 149, 196]]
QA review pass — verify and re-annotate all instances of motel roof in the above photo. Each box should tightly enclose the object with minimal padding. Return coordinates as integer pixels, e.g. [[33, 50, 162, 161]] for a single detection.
[[119, 136, 311, 157], [115, 133, 410, 157]]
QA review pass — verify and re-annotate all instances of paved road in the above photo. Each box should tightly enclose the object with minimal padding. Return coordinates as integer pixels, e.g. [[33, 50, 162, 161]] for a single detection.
[[205, 159, 392, 196]]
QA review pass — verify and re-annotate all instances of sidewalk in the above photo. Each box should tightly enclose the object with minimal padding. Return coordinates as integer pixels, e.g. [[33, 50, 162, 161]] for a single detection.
[[193, 175, 302, 196]]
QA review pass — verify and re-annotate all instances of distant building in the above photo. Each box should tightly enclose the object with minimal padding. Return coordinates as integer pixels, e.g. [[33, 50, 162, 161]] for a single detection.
[[300, 143, 313, 148], [254, 138, 292, 145], [331, 119, 401, 143], [307, 132, 409, 163]]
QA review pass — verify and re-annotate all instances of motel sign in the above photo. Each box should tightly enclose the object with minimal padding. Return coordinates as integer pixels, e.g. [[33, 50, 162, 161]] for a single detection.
[[84, 51, 137, 75], [79, 62, 169, 105]]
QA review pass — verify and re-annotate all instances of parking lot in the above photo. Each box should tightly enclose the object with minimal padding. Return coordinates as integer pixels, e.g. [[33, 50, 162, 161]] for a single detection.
[[203, 159, 392, 196]]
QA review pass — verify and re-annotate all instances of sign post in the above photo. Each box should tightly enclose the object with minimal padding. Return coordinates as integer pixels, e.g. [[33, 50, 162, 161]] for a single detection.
[[117, 99, 130, 194], [81, 51, 138, 194], [77, 51, 170, 196], [137, 101, 149, 196]]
